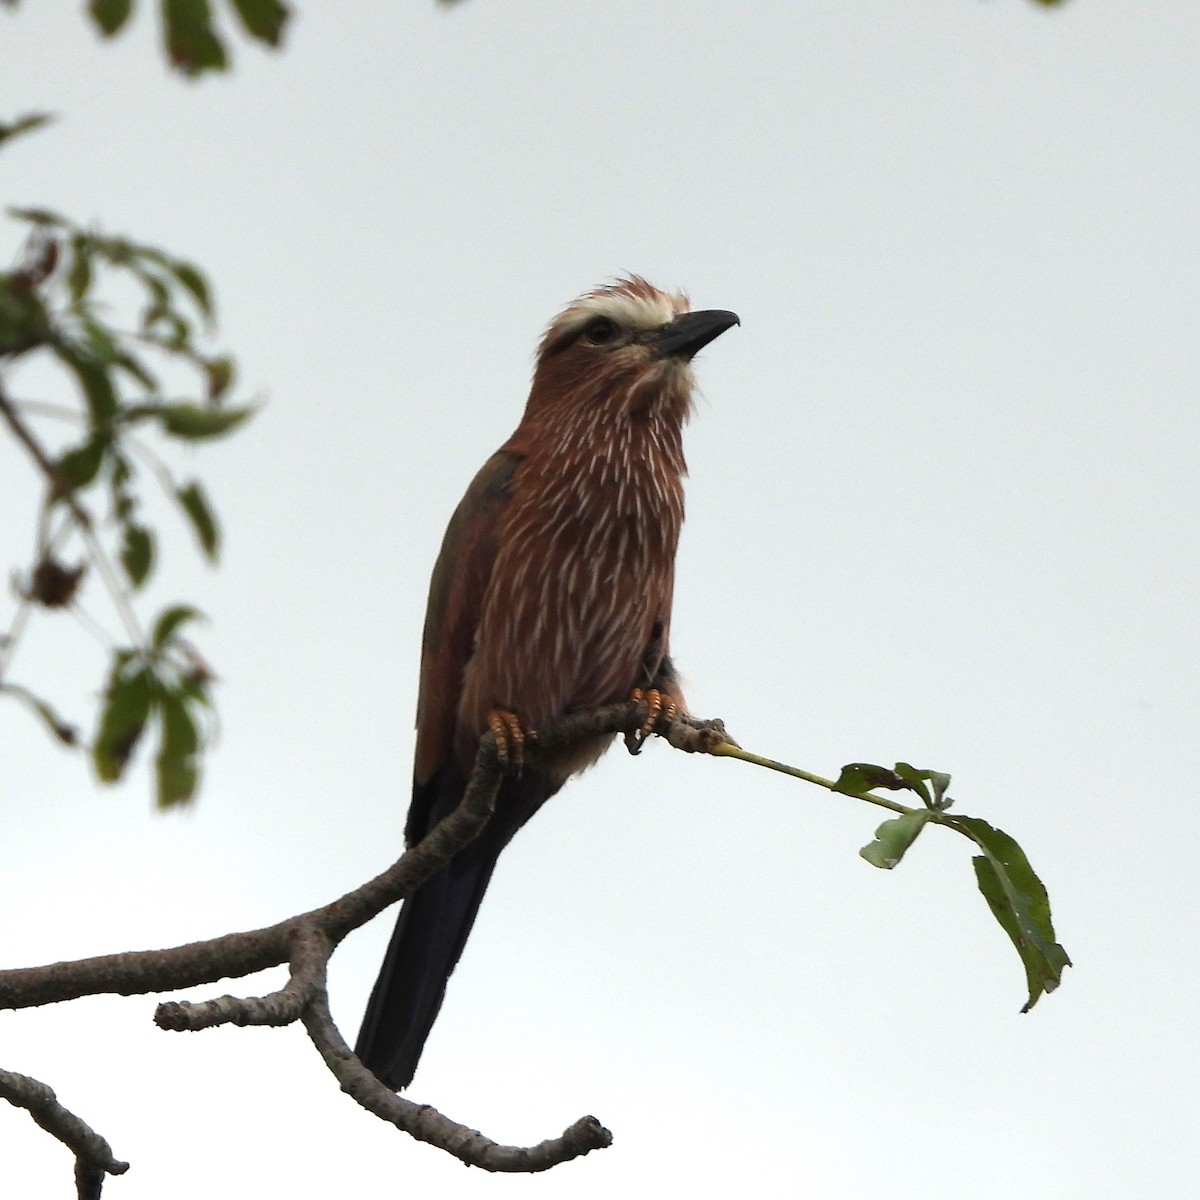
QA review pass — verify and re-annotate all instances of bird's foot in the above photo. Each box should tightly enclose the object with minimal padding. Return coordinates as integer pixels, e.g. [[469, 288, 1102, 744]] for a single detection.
[[625, 687, 679, 754], [487, 708, 531, 770]]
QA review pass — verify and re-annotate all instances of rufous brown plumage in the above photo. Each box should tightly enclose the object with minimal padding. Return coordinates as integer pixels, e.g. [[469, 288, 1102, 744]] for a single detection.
[[355, 276, 738, 1089]]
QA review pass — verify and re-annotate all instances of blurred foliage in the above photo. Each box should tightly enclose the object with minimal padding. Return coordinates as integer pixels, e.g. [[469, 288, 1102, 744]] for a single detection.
[[0, 0, 1074, 82], [1, 0, 290, 77], [1, 115, 251, 806]]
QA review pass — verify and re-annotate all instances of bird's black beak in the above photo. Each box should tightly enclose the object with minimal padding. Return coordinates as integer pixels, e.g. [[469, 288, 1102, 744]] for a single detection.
[[648, 309, 740, 361]]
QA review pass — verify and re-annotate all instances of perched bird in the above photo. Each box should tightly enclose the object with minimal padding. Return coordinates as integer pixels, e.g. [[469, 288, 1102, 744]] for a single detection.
[[355, 276, 738, 1090]]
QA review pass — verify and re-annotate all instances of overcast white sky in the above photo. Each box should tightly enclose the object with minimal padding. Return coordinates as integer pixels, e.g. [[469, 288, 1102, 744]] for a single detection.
[[2, 2, 1198, 1197]]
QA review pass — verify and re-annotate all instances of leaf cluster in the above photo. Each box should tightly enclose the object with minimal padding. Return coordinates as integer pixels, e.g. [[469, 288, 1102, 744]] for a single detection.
[[0, 0, 291, 78], [1, 118, 251, 805], [92, 606, 212, 808], [835, 762, 1071, 1011]]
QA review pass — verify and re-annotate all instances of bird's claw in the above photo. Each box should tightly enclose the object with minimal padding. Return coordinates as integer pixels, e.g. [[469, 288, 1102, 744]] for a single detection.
[[625, 687, 678, 754], [487, 708, 530, 770]]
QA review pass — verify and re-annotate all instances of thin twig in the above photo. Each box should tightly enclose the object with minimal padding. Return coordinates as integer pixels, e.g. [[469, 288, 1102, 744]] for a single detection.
[[0, 383, 86, 521], [709, 742, 914, 815], [0, 380, 146, 648]]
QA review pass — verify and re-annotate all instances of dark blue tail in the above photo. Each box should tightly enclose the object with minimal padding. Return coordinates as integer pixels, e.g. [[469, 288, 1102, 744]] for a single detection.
[[354, 765, 550, 1090]]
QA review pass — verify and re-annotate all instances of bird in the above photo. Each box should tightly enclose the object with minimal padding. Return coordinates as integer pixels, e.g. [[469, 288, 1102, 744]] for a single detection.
[[354, 276, 738, 1090]]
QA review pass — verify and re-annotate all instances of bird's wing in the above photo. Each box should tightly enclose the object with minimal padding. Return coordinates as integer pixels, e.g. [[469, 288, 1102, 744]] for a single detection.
[[408, 449, 519, 836]]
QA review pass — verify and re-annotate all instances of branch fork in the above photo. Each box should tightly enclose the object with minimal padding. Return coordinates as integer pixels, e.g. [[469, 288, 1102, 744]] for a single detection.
[[1, 701, 720, 1193]]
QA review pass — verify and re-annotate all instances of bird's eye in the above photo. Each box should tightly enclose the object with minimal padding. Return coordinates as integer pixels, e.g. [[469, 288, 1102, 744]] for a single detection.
[[581, 317, 621, 345]]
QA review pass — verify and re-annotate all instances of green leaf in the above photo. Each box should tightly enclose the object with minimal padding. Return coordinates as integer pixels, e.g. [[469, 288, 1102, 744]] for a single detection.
[[55, 436, 109, 491], [88, 0, 134, 36], [927, 771, 952, 809], [155, 688, 200, 807], [93, 660, 154, 782], [67, 237, 94, 303], [154, 402, 251, 440], [6, 207, 68, 228], [111, 346, 159, 390], [0, 112, 55, 150], [78, 311, 120, 363], [162, 0, 229, 76], [110, 452, 136, 521], [170, 258, 212, 318], [836, 761, 954, 811], [51, 339, 118, 425], [152, 603, 204, 649], [134, 268, 177, 334], [833, 762, 907, 796], [204, 355, 235, 400], [120, 522, 155, 588], [127, 243, 173, 272], [90, 232, 136, 266], [893, 763, 954, 811], [76, 309, 158, 388], [892, 762, 932, 807], [228, 0, 290, 46], [110, 451, 132, 491], [0, 280, 49, 352], [859, 809, 932, 869], [944, 814, 1072, 1011], [176, 479, 220, 560], [177, 663, 214, 704]]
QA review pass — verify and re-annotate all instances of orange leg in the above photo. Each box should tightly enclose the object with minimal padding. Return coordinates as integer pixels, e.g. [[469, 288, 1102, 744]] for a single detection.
[[630, 687, 679, 738], [487, 708, 529, 769]]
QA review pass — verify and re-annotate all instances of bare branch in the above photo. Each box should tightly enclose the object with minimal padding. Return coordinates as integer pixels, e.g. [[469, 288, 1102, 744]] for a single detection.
[[155, 922, 329, 1029], [0, 1068, 129, 1197], [2, 701, 725, 1012], [1, 701, 727, 1175], [0, 726, 505, 1011], [301, 944, 613, 1170]]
